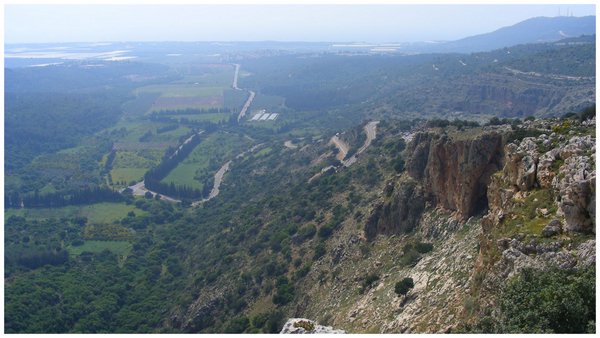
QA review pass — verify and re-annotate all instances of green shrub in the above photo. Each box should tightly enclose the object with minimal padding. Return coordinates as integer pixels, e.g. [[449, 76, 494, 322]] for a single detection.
[[399, 243, 422, 267], [318, 224, 333, 239], [297, 224, 317, 241], [359, 273, 380, 294], [313, 242, 326, 260], [224, 316, 249, 333], [395, 277, 414, 296], [293, 320, 315, 332], [414, 242, 433, 254], [497, 268, 595, 333]]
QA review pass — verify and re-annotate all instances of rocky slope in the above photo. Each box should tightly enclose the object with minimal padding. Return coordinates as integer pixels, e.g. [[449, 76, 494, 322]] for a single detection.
[[280, 318, 345, 334], [295, 116, 595, 333]]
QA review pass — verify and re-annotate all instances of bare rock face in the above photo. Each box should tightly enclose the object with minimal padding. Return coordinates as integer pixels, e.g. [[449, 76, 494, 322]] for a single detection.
[[365, 177, 425, 241], [503, 137, 539, 191], [487, 131, 595, 235], [553, 154, 595, 233], [537, 148, 560, 188], [576, 240, 596, 268], [280, 318, 345, 334], [404, 131, 504, 220]]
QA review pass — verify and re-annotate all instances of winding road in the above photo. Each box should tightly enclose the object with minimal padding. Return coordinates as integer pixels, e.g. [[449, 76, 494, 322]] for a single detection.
[[330, 121, 380, 167], [123, 64, 260, 204], [330, 136, 350, 161]]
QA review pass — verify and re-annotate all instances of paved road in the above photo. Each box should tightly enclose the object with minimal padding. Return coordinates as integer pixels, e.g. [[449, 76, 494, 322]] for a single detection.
[[329, 121, 379, 167], [343, 121, 379, 166], [192, 160, 231, 206], [238, 90, 256, 122], [232, 63, 241, 89], [230, 63, 256, 122], [192, 143, 265, 206], [125, 181, 181, 203], [330, 135, 350, 162]]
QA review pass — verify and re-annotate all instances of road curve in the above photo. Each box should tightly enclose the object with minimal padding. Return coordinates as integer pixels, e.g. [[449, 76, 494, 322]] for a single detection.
[[330, 136, 350, 161], [343, 121, 379, 167]]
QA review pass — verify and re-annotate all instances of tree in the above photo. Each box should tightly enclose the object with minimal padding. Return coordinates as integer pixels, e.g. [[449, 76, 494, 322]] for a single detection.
[[497, 268, 595, 333], [395, 277, 414, 296]]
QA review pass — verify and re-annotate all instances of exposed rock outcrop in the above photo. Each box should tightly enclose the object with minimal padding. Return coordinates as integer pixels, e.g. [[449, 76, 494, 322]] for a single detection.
[[280, 318, 345, 334], [553, 153, 595, 233], [486, 130, 595, 234], [405, 130, 505, 220], [365, 177, 425, 241]]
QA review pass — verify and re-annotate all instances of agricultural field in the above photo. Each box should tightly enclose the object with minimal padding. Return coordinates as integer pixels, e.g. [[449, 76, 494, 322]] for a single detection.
[[110, 167, 147, 186], [109, 149, 163, 186], [4, 202, 146, 224], [132, 64, 236, 112], [161, 131, 253, 189]]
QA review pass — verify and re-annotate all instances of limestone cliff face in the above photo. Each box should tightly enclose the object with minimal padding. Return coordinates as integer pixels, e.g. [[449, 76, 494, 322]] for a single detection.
[[405, 130, 505, 220], [365, 129, 505, 241], [364, 177, 425, 241]]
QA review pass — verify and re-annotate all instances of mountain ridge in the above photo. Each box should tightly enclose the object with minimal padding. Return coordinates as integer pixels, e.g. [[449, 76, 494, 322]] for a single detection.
[[415, 15, 596, 53]]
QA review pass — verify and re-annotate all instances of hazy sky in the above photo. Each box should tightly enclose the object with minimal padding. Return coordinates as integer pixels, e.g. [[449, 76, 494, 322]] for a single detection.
[[4, 4, 596, 44]]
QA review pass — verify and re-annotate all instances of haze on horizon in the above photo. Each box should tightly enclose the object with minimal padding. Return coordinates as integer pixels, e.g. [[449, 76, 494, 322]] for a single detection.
[[4, 4, 597, 44]]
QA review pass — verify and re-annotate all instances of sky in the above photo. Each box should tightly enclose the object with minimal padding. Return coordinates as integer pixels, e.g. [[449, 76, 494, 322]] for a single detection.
[[4, 4, 597, 44]]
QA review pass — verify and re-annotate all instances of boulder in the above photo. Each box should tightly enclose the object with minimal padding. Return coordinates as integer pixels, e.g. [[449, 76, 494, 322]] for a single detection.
[[541, 219, 561, 237], [536, 148, 560, 188], [503, 138, 539, 191], [576, 240, 596, 268], [280, 318, 345, 334]]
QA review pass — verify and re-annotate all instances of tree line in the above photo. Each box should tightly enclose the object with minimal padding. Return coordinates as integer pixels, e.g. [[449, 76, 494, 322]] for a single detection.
[[148, 114, 223, 130], [5, 186, 123, 209], [154, 107, 232, 115], [143, 133, 205, 200]]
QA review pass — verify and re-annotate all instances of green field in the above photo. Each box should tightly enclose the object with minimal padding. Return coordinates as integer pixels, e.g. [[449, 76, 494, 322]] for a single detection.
[[161, 132, 253, 189], [132, 68, 233, 112], [5, 202, 146, 223], [111, 167, 147, 185], [172, 72, 233, 87], [162, 163, 204, 189], [136, 84, 223, 97], [67, 240, 132, 257], [113, 150, 161, 168], [110, 149, 162, 185]]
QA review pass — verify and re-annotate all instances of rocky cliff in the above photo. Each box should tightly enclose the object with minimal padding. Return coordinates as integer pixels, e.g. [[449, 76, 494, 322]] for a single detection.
[[468, 118, 596, 331], [367, 128, 505, 240], [364, 176, 425, 241], [407, 130, 505, 219], [323, 117, 596, 333]]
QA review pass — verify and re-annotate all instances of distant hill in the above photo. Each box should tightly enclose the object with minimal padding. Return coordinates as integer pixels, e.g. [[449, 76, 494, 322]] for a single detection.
[[421, 16, 596, 53]]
